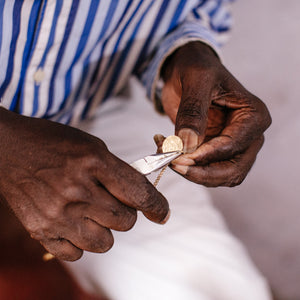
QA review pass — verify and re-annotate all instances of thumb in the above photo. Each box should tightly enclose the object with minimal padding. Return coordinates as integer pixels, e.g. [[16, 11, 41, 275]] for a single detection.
[[175, 85, 211, 153]]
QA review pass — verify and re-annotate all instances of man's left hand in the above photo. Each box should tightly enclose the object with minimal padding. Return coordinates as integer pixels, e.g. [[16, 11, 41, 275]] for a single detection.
[[159, 42, 271, 187]]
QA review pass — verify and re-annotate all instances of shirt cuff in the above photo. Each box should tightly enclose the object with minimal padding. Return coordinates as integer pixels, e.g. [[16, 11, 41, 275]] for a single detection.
[[140, 20, 224, 113]]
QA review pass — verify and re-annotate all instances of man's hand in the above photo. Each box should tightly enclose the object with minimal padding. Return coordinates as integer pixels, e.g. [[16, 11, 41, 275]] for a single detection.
[[0, 108, 169, 261], [160, 42, 271, 187]]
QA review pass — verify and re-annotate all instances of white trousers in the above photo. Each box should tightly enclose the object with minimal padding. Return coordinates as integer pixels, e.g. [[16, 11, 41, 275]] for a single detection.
[[65, 78, 272, 300]]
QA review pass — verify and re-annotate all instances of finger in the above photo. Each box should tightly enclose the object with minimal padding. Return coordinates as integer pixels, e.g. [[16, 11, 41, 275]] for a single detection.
[[94, 154, 169, 224], [40, 238, 83, 261], [172, 136, 264, 187], [153, 134, 165, 153], [213, 70, 272, 138], [63, 217, 114, 254], [88, 187, 137, 231], [208, 86, 271, 157], [175, 77, 213, 153], [184, 115, 265, 164], [64, 189, 137, 232], [183, 135, 238, 165]]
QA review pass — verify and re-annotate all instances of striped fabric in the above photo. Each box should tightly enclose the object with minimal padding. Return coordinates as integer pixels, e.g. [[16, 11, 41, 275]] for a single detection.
[[0, 0, 233, 125]]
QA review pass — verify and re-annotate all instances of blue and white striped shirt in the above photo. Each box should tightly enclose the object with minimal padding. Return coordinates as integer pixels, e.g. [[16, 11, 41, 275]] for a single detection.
[[0, 0, 233, 124]]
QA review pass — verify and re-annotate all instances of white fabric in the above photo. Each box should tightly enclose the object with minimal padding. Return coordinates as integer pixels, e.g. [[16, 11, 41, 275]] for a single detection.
[[65, 78, 272, 300]]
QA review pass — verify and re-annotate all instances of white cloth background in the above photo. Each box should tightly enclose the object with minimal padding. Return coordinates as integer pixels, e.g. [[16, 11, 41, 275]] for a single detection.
[[209, 1, 300, 298], [65, 78, 271, 300]]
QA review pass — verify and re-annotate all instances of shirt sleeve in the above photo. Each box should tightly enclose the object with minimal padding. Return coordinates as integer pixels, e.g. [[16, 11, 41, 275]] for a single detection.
[[136, 0, 234, 111]]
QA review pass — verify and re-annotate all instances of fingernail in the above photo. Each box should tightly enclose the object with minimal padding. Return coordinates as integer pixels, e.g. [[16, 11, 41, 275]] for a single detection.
[[172, 164, 189, 175], [178, 129, 199, 153], [160, 209, 171, 224], [172, 156, 195, 166]]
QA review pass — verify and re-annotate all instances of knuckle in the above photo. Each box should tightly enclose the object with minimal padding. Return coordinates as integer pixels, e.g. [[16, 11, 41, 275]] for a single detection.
[[137, 179, 169, 221], [140, 186, 155, 210], [81, 153, 103, 171], [62, 184, 91, 202], [44, 204, 63, 220], [95, 138, 108, 150], [252, 97, 272, 131], [177, 100, 208, 130], [139, 180, 163, 211], [74, 143, 109, 173], [63, 201, 90, 220], [179, 105, 206, 121], [29, 229, 44, 241], [26, 219, 49, 241]]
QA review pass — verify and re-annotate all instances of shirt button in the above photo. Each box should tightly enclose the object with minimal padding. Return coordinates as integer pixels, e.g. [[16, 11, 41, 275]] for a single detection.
[[33, 68, 45, 84]]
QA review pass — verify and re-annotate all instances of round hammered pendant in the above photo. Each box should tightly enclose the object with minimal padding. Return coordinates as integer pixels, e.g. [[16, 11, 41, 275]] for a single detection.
[[162, 135, 183, 153], [154, 135, 183, 187]]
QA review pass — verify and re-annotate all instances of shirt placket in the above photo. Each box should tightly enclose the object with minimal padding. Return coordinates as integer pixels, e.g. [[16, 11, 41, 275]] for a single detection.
[[22, 0, 64, 117]]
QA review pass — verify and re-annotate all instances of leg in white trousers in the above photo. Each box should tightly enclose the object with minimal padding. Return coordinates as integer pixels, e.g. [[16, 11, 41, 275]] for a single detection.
[[65, 79, 272, 300]]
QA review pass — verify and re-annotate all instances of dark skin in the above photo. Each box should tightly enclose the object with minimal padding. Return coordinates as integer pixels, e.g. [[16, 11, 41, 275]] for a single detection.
[[159, 41, 271, 187], [0, 109, 169, 261], [0, 41, 271, 261]]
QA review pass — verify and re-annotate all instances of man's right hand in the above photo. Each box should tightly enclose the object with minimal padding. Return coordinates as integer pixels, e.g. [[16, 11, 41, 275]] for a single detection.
[[0, 107, 169, 261]]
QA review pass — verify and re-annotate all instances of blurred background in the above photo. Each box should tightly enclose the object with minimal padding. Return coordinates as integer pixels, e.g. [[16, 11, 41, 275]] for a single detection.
[[210, 1, 300, 299]]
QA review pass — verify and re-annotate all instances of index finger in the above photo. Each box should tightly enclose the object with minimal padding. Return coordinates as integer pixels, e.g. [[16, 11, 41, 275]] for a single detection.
[[94, 152, 170, 224]]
